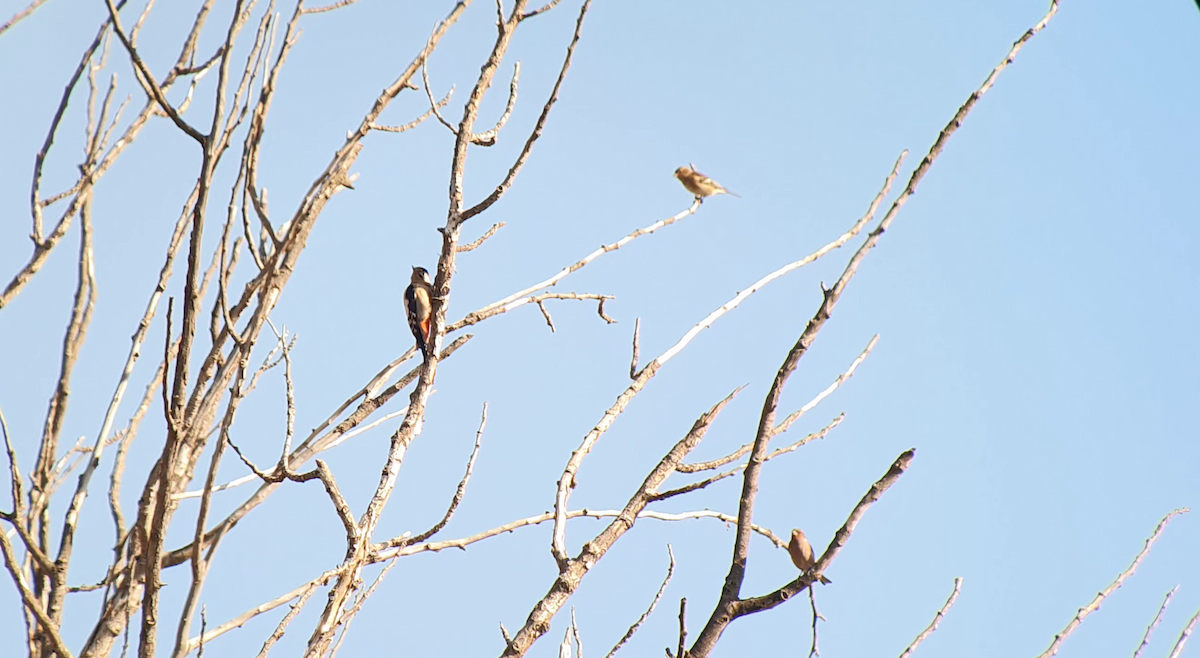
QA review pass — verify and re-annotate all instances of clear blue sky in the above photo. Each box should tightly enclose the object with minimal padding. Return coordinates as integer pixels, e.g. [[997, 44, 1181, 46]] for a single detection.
[[1, 1, 1198, 656]]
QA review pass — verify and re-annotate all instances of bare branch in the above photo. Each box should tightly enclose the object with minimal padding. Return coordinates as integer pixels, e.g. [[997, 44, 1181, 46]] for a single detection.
[[537, 300, 556, 332], [0, 0, 50, 37], [201, 510, 768, 654], [369, 86, 451, 133], [1132, 587, 1178, 658], [520, 0, 561, 20], [897, 577, 962, 658], [1166, 606, 1200, 658], [549, 186, 887, 567], [457, 222, 506, 253], [689, 449, 916, 657], [452, 200, 700, 330], [378, 402, 488, 550], [629, 318, 640, 379], [470, 62, 520, 146], [807, 588, 824, 658], [680, 331, 877, 475], [0, 529, 75, 658], [458, 0, 591, 224], [420, 62, 457, 134], [102, 0, 206, 143], [508, 388, 742, 657], [652, 414, 842, 502], [190, 572, 340, 652], [328, 558, 399, 657], [300, 0, 361, 14], [570, 608, 583, 658], [376, 507, 783, 562], [1035, 508, 1190, 658], [604, 545, 674, 658], [675, 598, 687, 658]]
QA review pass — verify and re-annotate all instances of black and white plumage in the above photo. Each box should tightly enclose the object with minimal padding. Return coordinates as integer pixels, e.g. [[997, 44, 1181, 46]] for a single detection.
[[404, 266, 434, 360]]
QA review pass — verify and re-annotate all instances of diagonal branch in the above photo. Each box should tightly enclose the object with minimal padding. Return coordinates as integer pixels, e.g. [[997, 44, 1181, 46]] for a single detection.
[[604, 545, 674, 658], [1132, 586, 1178, 658], [102, 0, 206, 143], [507, 388, 741, 657], [679, 332, 877, 475], [380, 401, 488, 550], [897, 577, 962, 658], [689, 449, 915, 657], [1035, 508, 1189, 658], [457, 0, 590, 224], [1166, 606, 1200, 658], [0, 0, 51, 37]]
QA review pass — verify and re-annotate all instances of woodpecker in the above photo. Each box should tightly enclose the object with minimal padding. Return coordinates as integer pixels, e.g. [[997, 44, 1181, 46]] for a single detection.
[[404, 266, 434, 360], [674, 164, 739, 201], [788, 528, 832, 585]]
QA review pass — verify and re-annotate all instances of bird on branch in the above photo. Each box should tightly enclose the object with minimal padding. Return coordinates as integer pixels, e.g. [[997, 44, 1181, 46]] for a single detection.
[[788, 528, 832, 585], [674, 164, 739, 201], [404, 266, 434, 360]]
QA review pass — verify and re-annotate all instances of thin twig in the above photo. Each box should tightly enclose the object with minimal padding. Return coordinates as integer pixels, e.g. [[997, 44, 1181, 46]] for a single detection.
[[653, 415, 842, 502], [375, 507, 785, 562], [1132, 586, 1178, 658], [370, 88, 452, 134], [451, 200, 700, 331], [629, 318, 640, 379], [570, 608, 583, 658], [897, 577, 962, 658], [457, 222, 506, 252], [807, 588, 824, 658], [1166, 606, 1200, 658], [690, 449, 917, 658], [380, 402, 488, 550], [520, 0, 561, 20], [300, 0, 361, 14], [604, 545, 675, 658], [679, 331, 877, 475], [0, 0, 50, 37], [1036, 509, 1190, 658], [470, 62, 520, 146], [537, 300, 556, 332], [676, 598, 687, 658]]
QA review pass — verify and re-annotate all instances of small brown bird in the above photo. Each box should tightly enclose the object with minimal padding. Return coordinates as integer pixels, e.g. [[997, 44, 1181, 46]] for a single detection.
[[788, 529, 831, 585], [674, 165, 739, 201]]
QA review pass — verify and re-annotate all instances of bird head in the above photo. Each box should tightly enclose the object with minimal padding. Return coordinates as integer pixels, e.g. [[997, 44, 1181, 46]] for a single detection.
[[411, 266, 432, 286], [674, 166, 692, 180]]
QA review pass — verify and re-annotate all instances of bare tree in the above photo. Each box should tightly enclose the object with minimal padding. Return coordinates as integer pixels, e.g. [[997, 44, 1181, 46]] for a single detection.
[[0, 1, 1193, 657]]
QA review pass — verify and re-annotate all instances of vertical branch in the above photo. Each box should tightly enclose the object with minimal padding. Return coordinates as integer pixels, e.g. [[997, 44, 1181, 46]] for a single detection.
[[34, 192, 97, 648]]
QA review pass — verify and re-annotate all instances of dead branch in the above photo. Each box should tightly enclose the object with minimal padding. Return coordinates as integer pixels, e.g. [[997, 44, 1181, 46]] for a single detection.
[[505, 388, 740, 657], [604, 545, 674, 658], [1166, 606, 1200, 658], [0, 0, 51, 37], [897, 577, 962, 658], [1035, 508, 1189, 658], [457, 222, 506, 252], [1132, 587, 1178, 658], [689, 449, 915, 657]]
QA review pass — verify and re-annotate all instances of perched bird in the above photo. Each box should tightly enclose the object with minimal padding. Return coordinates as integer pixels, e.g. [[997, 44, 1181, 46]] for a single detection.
[[674, 164, 739, 201], [404, 266, 434, 360], [788, 529, 832, 585]]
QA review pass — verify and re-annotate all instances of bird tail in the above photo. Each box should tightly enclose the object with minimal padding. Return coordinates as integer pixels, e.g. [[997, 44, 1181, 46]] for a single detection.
[[725, 189, 740, 198], [817, 574, 832, 585]]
